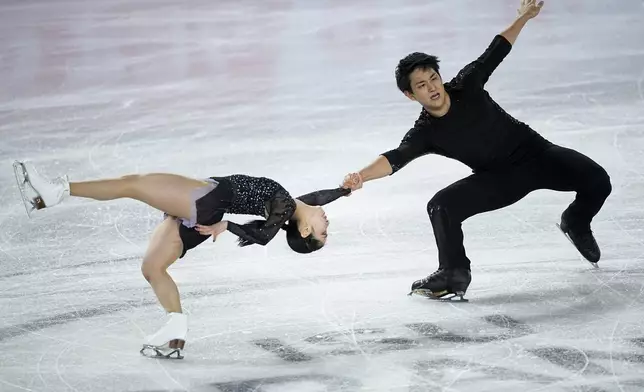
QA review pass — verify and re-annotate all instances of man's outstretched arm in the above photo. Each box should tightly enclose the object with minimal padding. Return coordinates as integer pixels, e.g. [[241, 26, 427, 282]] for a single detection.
[[501, 0, 544, 45], [341, 128, 431, 191], [453, 0, 544, 88], [343, 155, 393, 191]]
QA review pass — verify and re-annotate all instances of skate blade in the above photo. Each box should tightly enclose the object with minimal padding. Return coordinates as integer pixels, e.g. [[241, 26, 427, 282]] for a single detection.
[[556, 223, 599, 269], [140, 340, 185, 360], [12, 161, 46, 218], [409, 289, 469, 302]]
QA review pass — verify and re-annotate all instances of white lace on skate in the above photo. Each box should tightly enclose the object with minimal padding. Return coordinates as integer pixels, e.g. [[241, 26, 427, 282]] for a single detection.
[[13, 161, 69, 216], [141, 312, 188, 360]]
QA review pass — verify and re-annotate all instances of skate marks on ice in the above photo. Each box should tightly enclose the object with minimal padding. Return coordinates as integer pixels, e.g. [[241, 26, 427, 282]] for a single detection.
[[407, 314, 532, 343], [0, 270, 422, 339], [204, 352, 644, 392], [0, 255, 141, 280], [252, 329, 418, 362], [130, 377, 358, 392], [530, 347, 644, 374], [471, 279, 644, 309], [633, 338, 644, 348], [412, 359, 641, 392], [0, 265, 422, 297], [304, 327, 420, 356], [0, 300, 155, 343], [252, 314, 532, 360], [414, 349, 644, 391], [244, 314, 644, 390], [3, 283, 642, 390], [212, 375, 360, 392], [252, 338, 314, 362], [412, 359, 561, 389], [183, 268, 421, 299], [130, 375, 360, 392]]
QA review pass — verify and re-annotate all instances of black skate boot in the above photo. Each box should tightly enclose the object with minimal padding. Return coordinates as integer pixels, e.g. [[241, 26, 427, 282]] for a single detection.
[[556, 220, 600, 268], [408, 268, 471, 302]]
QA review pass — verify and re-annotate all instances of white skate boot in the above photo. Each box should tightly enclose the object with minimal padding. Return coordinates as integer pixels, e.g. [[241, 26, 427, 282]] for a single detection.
[[140, 312, 188, 359], [13, 160, 70, 217]]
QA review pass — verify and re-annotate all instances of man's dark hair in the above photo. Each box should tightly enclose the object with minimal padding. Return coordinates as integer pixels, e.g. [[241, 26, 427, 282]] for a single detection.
[[395, 52, 440, 93]]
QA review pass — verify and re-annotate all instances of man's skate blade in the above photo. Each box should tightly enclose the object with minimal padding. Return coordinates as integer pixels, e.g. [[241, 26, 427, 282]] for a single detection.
[[556, 223, 599, 269], [409, 289, 469, 302]]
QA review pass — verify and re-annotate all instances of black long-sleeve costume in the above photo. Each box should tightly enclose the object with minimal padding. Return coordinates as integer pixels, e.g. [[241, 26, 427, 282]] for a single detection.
[[176, 174, 349, 258], [383, 35, 552, 174], [378, 35, 611, 270], [221, 175, 349, 246]]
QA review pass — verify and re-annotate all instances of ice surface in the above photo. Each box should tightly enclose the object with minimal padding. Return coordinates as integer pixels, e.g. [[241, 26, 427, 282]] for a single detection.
[[1, 0, 644, 391]]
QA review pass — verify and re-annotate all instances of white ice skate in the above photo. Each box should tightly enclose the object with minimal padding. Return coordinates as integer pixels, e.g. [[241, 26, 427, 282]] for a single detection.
[[13, 160, 70, 217], [140, 312, 188, 360]]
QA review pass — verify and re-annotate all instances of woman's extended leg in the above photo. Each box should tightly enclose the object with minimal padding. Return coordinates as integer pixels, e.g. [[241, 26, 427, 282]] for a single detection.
[[18, 160, 212, 220], [70, 173, 210, 220]]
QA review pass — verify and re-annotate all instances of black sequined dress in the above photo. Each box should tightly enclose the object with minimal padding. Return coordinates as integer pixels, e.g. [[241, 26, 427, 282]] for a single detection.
[[175, 174, 349, 258]]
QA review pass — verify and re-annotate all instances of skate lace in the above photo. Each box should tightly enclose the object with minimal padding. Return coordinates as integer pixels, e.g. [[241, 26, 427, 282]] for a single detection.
[[420, 269, 443, 285]]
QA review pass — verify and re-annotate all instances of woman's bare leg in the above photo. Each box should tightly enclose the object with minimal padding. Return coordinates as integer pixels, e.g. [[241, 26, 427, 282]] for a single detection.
[[141, 217, 184, 312], [70, 173, 210, 219]]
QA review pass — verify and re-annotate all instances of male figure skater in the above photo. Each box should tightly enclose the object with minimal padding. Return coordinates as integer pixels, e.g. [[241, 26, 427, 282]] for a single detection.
[[342, 0, 611, 300]]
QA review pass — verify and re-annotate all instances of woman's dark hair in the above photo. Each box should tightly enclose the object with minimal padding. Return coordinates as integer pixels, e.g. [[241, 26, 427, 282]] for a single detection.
[[283, 220, 324, 254], [235, 219, 324, 254]]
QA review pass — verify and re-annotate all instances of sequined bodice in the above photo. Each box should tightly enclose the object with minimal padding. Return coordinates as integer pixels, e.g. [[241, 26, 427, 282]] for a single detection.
[[211, 174, 287, 217], [207, 174, 349, 247]]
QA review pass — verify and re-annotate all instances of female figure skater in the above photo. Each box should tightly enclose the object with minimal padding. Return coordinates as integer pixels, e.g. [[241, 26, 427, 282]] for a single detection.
[[13, 160, 349, 359]]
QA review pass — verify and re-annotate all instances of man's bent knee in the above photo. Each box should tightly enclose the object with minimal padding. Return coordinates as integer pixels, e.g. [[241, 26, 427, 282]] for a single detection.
[[584, 164, 612, 199], [427, 199, 453, 225], [427, 188, 473, 226], [595, 167, 612, 199], [427, 186, 455, 217]]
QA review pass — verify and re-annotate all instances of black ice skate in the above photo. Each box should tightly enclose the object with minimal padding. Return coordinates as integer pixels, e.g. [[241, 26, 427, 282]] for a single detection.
[[408, 268, 471, 302], [556, 220, 600, 268]]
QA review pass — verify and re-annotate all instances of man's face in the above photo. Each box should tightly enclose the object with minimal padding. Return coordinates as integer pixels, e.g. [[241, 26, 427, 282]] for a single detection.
[[405, 67, 448, 115]]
